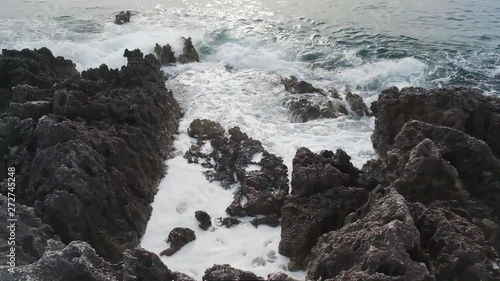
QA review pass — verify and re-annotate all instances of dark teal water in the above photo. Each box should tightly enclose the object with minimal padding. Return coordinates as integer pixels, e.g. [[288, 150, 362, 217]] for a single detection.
[[1, 0, 499, 94]]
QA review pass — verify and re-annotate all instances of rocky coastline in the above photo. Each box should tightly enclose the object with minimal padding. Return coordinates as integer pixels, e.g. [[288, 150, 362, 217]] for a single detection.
[[0, 40, 499, 281]]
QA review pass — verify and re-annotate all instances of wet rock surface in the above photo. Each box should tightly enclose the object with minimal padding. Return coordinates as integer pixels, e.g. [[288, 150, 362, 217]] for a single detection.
[[202, 264, 264, 281], [178, 37, 200, 64], [186, 123, 289, 218], [154, 43, 177, 65], [280, 76, 372, 122], [114, 11, 131, 25], [0, 240, 187, 281], [195, 210, 212, 230], [160, 227, 196, 256], [0, 47, 181, 265]]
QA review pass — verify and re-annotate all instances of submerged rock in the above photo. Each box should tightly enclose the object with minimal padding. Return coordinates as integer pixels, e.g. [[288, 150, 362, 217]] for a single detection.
[[251, 214, 280, 228], [178, 37, 200, 64], [280, 76, 323, 95], [219, 217, 241, 228], [114, 11, 131, 25], [154, 43, 177, 65]]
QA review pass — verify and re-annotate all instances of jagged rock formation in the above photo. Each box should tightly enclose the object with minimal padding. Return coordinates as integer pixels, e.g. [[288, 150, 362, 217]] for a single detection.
[[279, 148, 369, 271], [0, 240, 193, 281], [154, 43, 177, 65], [280, 76, 372, 122], [302, 87, 500, 280], [0, 47, 181, 267], [114, 11, 131, 25], [178, 37, 200, 64], [185, 122, 289, 218]]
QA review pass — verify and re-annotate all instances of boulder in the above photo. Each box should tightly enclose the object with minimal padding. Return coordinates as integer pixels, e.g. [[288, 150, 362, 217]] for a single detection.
[[195, 210, 212, 230], [285, 95, 348, 122], [114, 11, 131, 25], [280, 76, 323, 95], [187, 119, 225, 141], [160, 227, 196, 256], [251, 214, 280, 228]]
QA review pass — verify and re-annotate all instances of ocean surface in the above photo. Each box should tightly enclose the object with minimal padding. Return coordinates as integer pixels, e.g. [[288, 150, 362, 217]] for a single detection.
[[2, 0, 499, 279]]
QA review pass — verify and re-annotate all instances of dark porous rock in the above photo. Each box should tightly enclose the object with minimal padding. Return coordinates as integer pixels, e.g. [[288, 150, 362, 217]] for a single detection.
[[0, 197, 59, 266], [251, 214, 280, 228], [280, 76, 323, 95], [0, 240, 183, 281], [154, 43, 177, 65], [279, 186, 368, 271], [267, 272, 297, 281], [370, 100, 378, 116], [372, 86, 500, 158], [280, 76, 350, 122], [386, 120, 500, 217], [188, 119, 225, 141], [285, 95, 348, 122], [291, 147, 360, 197], [178, 37, 200, 64], [391, 138, 469, 204], [160, 227, 196, 256], [114, 11, 131, 25], [195, 210, 212, 230], [0, 47, 181, 263], [307, 188, 433, 281], [345, 92, 372, 117], [186, 125, 289, 217], [410, 202, 500, 281], [202, 264, 264, 281], [219, 217, 241, 228]]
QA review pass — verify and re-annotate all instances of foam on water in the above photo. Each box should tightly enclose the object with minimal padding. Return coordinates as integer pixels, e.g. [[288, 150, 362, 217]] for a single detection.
[[3, 1, 495, 279]]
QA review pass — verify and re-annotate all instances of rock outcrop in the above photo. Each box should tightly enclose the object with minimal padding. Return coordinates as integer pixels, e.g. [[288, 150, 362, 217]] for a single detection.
[[185, 123, 289, 218], [195, 210, 212, 230], [114, 11, 131, 25], [160, 227, 196, 256], [178, 37, 200, 64], [0, 47, 181, 264], [154, 43, 177, 65], [0, 240, 191, 281], [280, 76, 372, 122], [372, 86, 500, 158]]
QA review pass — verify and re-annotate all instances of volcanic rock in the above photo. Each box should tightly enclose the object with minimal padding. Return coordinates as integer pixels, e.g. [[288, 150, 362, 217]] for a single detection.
[[219, 217, 241, 228], [195, 210, 212, 230], [345, 92, 372, 117], [178, 37, 200, 64], [114, 11, 131, 25], [0, 47, 181, 263], [372, 86, 500, 158], [279, 186, 368, 271], [160, 227, 196, 256], [202, 264, 264, 281], [251, 214, 280, 228], [307, 188, 433, 281], [188, 119, 225, 141], [154, 43, 176, 65]]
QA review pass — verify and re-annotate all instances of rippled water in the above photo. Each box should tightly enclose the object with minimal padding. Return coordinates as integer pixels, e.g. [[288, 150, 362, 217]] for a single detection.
[[2, 0, 499, 279]]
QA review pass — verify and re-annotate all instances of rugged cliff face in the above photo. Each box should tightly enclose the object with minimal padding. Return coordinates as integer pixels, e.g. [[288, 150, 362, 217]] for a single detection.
[[0, 47, 182, 277]]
